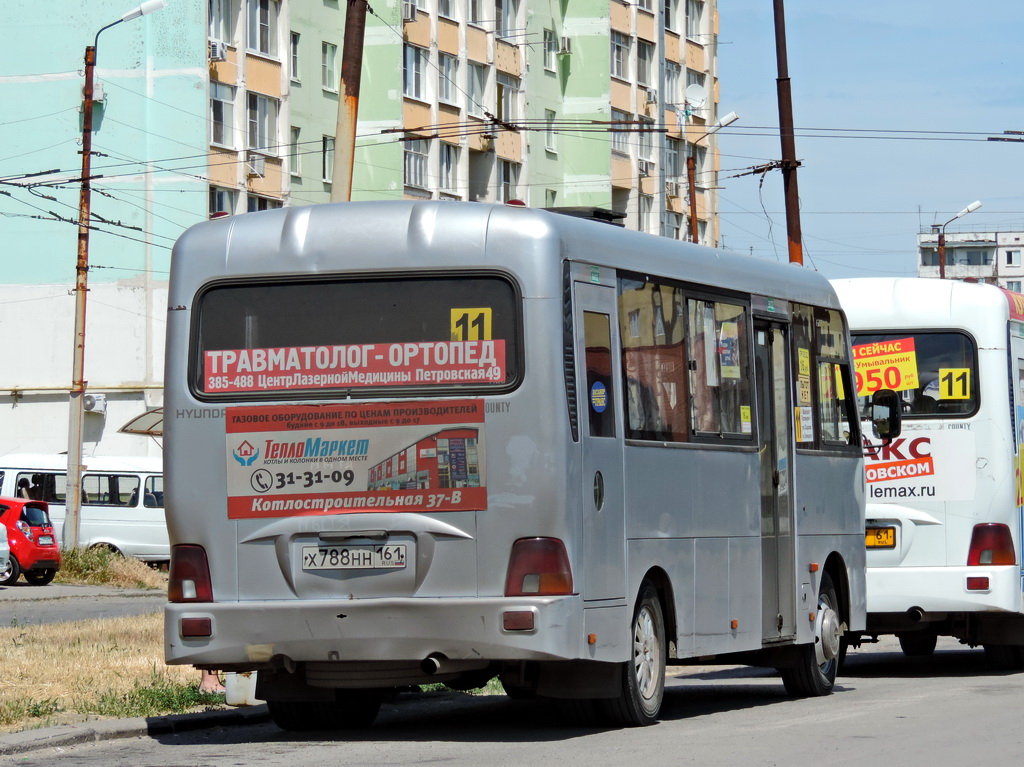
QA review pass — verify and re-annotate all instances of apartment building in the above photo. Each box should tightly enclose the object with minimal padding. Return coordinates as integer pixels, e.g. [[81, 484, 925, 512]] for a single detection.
[[918, 230, 1024, 291]]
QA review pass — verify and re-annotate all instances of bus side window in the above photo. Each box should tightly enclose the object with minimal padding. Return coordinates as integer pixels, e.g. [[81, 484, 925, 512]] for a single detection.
[[687, 299, 751, 437], [583, 311, 615, 438]]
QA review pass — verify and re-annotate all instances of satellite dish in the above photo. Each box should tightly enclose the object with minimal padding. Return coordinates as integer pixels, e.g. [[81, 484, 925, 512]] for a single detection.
[[684, 83, 707, 108]]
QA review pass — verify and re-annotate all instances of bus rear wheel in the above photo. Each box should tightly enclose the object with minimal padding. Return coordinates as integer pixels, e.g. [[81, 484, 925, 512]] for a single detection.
[[267, 689, 384, 731], [780, 571, 839, 697], [600, 581, 665, 726], [897, 630, 937, 657], [983, 644, 1024, 671]]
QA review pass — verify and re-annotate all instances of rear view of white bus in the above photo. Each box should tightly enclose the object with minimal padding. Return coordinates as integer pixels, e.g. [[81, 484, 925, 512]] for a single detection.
[[164, 201, 869, 729], [834, 277, 1024, 668]]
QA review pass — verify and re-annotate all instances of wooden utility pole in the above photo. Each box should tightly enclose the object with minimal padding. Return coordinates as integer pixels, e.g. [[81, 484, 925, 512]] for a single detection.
[[772, 0, 803, 265], [330, 0, 368, 202]]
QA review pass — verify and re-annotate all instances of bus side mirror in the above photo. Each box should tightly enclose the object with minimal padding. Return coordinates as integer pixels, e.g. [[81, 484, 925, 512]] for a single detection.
[[870, 389, 902, 443]]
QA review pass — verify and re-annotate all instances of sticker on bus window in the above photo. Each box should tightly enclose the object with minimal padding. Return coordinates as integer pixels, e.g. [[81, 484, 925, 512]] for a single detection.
[[224, 399, 487, 518], [719, 322, 741, 379], [852, 337, 920, 396], [937, 368, 971, 399], [795, 406, 814, 443], [739, 405, 752, 434], [450, 308, 492, 341], [204, 340, 506, 393], [590, 381, 608, 412], [797, 375, 812, 406], [798, 348, 810, 377]]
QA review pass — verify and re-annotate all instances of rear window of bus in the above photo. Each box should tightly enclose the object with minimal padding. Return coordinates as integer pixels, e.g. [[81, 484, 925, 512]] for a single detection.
[[193, 275, 522, 399]]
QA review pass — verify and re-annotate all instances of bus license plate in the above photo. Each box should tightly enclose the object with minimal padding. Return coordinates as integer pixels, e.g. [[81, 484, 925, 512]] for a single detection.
[[865, 527, 896, 548], [301, 544, 407, 570]]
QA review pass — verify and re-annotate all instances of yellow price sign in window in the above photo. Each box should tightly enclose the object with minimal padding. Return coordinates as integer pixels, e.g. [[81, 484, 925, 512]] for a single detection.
[[451, 308, 492, 341], [938, 368, 971, 400], [852, 337, 920, 396]]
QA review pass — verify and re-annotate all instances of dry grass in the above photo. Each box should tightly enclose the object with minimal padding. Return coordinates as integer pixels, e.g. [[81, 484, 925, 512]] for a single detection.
[[54, 546, 168, 590], [0, 612, 221, 732]]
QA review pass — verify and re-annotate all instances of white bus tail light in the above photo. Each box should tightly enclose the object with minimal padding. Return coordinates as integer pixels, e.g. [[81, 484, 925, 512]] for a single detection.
[[504, 537, 573, 596], [169, 544, 213, 602], [966, 524, 1016, 566]]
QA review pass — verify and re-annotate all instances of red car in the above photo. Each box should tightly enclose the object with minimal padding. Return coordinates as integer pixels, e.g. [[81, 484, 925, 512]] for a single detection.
[[0, 497, 61, 586]]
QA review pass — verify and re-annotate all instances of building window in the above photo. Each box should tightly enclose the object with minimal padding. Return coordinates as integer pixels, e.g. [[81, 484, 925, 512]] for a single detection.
[[686, 0, 704, 39], [210, 82, 235, 148], [1007, 250, 1022, 266], [289, 126, 301, 176], [543, 29, 557, 71], [611, 109, 630, 155], [545, 188, 557, 207], [666, 212, 683, 239], [545, 109, 557, 152], [499, 160, 520, 202], [467, 0, 484, 25], [439, 142, 459, 193], [209, 0, 232, 41], [665, 62, 681, 105], [322, 136, 334, 182], [468, 63, 487, 117], [496, 73, 520, 122], [438, 0, 455, 18], [209, 186, 237, 217], [665, 137, 681, 177], [290, 32, 300, 80], [322, 42, 337, 90], [247, 195, 283, 212], [404, 138, 429, 190], [639, 194, 653, 233], [439, 53, 458, 105], [639, 0, 653, 10], [403, 44, 428, 100], [1008, 281, 1022, 292], [611, 32, 629, 80], [639, 118, 654, 160], [664, 0, 677, 31], [247, 92, 279, 153], [638, 40, 655, 87], [496, 0, 519, 38], [247, 0, 279, 57]]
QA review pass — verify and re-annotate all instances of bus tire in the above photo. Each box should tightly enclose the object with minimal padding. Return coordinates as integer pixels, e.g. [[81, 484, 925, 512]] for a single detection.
[[599, 581, 665, 727], [897, 630, 937, 657], [984, 644, 1024, 671], [780, 571, 839, 697], [267, 690, 383, 731]]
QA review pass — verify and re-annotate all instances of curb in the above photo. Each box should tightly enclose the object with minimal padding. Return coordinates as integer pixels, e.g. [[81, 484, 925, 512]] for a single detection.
[[0, 705, 270, 756]]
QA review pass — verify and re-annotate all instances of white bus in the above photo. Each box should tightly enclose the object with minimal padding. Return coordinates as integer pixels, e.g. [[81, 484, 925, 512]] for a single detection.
[[164, 201, 886, 729], [833, 277, 1024, 668], [0, 454, 167, 562]]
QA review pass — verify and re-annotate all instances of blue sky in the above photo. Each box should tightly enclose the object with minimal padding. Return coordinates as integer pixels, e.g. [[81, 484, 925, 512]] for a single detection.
[[715, 2, 1024, 278]]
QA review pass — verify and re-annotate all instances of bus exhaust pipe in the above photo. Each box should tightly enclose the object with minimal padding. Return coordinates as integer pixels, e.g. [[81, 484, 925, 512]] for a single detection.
[[421, 654, 446, 675], [907, 607, 925, 623]]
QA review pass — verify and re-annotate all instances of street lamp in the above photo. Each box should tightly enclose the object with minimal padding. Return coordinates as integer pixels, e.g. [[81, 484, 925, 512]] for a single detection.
[[935, 200, 982, 280], [66, 0, 167, 550], [686, 111, 739, 244]]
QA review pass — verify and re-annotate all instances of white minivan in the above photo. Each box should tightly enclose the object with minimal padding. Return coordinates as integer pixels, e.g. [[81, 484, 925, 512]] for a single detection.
[[0, 454, 167, 562]]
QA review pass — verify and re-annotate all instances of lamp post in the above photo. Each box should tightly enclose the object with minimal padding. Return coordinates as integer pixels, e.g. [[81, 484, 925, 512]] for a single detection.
[[686, 111, 739, 244], [66, 0, 167, 550], [936, 200, 982, 280]]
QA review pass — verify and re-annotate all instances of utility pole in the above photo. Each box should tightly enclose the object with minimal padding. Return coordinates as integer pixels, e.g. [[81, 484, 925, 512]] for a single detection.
[[330, 0, 368, 202], [772, 0, 803, 265]]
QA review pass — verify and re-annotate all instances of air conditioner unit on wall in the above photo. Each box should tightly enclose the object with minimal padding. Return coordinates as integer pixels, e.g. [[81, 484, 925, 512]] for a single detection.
[[402, 1, 418, 22], [209, 40, 228, 62], [247, 153, 265, 177], [646, 88, 658, 105], [83, 393, 107, 415], [638, 159, 654, 177], [559, 36, 572, 55]]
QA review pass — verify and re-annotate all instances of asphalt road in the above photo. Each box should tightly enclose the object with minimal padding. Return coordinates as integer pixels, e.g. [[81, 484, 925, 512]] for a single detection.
[[0, 582, 165, 626]]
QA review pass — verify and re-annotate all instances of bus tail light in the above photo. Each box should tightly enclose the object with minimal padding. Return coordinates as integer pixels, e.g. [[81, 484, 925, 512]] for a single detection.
[[505, 537, 573, 596], [169, 544, 213, 602], [967, 524, 1016, 566]]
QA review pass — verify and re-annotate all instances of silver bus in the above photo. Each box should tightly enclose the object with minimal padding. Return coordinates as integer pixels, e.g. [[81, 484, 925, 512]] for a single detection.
[[164, 201, 872, 729]]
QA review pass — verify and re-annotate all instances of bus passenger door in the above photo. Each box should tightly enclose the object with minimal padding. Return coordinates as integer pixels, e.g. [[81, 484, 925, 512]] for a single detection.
[[574, 282, 626, 602], [754, 320, 796, 641]]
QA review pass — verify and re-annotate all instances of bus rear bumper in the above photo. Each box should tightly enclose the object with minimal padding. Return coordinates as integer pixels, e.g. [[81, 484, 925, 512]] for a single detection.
[[165, 595, 622, 672], [867, 565, 1022, 617]]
